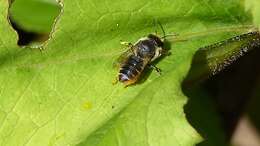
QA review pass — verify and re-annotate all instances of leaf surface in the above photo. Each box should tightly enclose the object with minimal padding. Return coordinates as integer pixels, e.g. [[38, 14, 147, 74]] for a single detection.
[[0, 0, 257, 146]]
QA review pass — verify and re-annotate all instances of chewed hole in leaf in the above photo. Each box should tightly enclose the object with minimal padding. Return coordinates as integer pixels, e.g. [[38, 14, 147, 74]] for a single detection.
[[8, 0, 62, 47]]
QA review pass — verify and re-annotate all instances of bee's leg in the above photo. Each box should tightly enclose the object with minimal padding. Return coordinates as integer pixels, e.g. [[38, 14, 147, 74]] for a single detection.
[[148, 64, 161, 75], [161, 49, 171, 56], [112, 77, 118, 85], [120, 41, 135, 51], [120, 41, 133, 48]]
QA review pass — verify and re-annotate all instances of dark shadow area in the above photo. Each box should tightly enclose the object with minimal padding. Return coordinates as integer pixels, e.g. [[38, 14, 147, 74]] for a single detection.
[[182, 42, 260, 146], [246, 71, 260, 132]]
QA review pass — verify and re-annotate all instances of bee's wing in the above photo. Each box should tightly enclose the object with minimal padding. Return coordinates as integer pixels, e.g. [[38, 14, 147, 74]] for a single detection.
[[113, 48, 133, 68]]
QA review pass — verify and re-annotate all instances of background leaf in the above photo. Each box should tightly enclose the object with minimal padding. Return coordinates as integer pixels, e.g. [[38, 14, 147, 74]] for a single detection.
[[245, 0, 260, 28], [0, 0, 257, 146]]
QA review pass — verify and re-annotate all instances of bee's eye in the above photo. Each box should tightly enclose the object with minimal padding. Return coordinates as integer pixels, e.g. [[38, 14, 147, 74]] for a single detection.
[[140, 40, 154, 51], [141, 44, 150, 52]]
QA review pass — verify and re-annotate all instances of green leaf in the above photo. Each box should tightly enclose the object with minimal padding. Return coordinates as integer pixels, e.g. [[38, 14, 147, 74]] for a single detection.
[[184, 31, 260, 85], [245, 0, 260, 27], [0, 0, 257, 146]]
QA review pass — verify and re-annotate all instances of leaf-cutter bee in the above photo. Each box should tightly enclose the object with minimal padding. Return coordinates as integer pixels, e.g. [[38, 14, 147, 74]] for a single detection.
[[114, 23, 169, 87]]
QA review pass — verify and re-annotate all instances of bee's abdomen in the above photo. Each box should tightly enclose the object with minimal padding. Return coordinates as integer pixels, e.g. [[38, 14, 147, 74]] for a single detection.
[[119, 55, 144, 83]]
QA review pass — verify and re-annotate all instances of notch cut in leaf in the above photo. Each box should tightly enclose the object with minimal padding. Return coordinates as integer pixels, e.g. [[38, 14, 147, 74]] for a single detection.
[[8, 0, 63, 47]]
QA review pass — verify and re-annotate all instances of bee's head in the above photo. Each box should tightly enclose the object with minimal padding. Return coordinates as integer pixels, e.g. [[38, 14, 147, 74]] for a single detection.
[[147, 34, 164, 47]]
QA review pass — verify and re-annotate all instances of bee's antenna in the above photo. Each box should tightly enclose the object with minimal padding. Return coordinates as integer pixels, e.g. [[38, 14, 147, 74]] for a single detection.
[[158, 21, 166, 38], [153, 19, 158, 35], [162, 34, 178, 39]]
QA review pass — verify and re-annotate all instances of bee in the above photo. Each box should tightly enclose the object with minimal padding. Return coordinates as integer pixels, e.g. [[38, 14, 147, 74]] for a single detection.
[[114, 23, 169, 87]]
